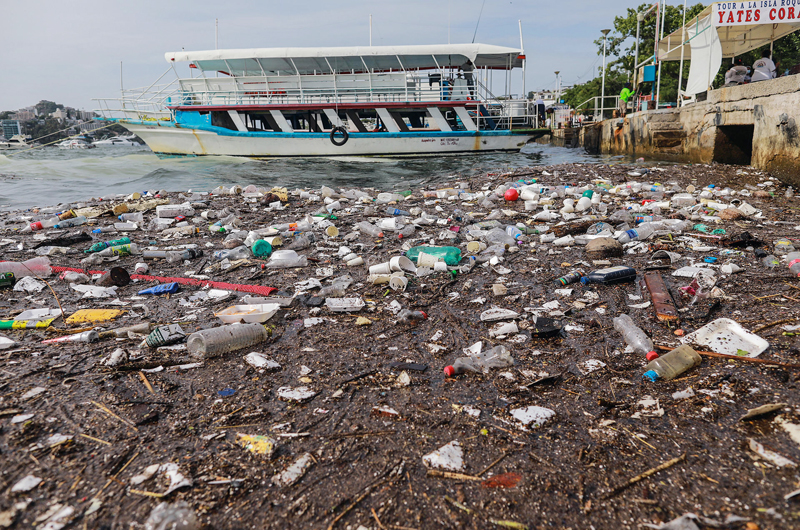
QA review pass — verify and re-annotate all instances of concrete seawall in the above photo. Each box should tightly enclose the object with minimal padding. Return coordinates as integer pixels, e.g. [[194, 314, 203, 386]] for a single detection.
[[587, 74, 800, 186]]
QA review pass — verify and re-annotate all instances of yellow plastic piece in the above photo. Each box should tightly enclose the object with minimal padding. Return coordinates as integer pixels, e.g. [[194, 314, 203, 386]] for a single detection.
[[65, 309, 126, 325], [236, 434, 276, 457]]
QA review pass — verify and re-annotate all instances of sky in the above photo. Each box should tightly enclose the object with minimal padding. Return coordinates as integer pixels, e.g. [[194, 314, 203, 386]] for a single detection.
[[0, 0, 648, 112]]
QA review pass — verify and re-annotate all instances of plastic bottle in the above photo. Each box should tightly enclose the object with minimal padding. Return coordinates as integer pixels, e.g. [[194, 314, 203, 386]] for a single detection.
[[385, 206, 410, 217], [98, 243, 141, 257], [613, 314, 655, 357], [762, 254, 780, 268], [143, 501, 199, 530], [267, 250, 308, 268], [581, 266, 637, 285], [505, 225, 529, 242], [397, 309, 428, 323], [556, 270, 584, 286], [187, 323, 269, 359], [485, 227, 517, 246], [642, 345, 702, 382], [213, 245, 251, 261], [287, 234, 314, 250], [22, 217, 60, 232], [42, 330, 100, 344], [138, 282, 181, 295], [53, 216, 87, 229], [356, 221, 384, 238], [617, 223, 655, 244], [156, 204, 194, 218], [398, 224, 416, 239], [787, 252, 800, 277], [166, 248, 203, 263], [119, 212, 144, 223], [443, 345, 515, 376], [162, 226, 200, 236], [0, 256, 52, 278], [773, 238, 796, 255], [114, 222, 139, 231], [86, 237, 131, 254]]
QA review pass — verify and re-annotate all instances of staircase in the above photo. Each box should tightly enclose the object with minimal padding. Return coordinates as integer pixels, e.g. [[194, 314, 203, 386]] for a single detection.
[[648, 111, 684, 150]]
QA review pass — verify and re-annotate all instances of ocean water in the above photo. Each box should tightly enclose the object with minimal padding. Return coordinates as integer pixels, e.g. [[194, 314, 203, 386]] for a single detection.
[[0, 143, 631, 210]]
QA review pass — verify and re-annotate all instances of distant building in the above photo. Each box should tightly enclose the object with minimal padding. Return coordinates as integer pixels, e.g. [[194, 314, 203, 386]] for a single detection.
[[52, 108, 68, 121], [1, 120, 21, 138], [14, 107, 36, 121]]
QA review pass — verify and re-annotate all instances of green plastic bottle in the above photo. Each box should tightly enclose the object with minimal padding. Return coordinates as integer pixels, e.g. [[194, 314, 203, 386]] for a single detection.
[[85, 237, 131, 254], [405, 246, 462, 266]]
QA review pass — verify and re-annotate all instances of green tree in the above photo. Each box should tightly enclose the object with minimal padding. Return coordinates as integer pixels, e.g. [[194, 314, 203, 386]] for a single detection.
[[34, 100, 62, 116]]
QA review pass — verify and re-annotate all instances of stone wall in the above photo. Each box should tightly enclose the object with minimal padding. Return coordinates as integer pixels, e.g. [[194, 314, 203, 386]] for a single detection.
[[596, 74, 800, 186]]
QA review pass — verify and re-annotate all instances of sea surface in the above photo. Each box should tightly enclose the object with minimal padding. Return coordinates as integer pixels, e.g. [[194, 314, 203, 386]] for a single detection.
[[0, 143, 633, 210]]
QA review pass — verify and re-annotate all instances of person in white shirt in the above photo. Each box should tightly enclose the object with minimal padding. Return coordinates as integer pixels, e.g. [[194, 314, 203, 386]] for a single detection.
[[460, 59, 475, 96], [751, 49, 777, 82], [724, 58, 749, 86]]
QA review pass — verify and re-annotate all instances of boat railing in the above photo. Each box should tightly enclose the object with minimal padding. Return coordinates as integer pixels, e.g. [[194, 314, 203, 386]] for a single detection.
[[95, 74, 543, 130]]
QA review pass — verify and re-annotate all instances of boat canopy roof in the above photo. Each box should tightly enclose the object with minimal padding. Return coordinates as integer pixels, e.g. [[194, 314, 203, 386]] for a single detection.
[[165, 43, 524, 76]]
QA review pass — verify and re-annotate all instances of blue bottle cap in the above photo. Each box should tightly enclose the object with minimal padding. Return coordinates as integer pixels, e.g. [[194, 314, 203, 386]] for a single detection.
[[92, 229, 103, 233], [580, 277, 589, 285], [642, 370, 659, 382]]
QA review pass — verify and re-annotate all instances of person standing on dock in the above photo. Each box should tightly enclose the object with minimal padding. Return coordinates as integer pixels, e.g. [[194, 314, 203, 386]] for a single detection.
[[751, 49, 777, 82], [461, 59, 475, 96], [618, 83, 633, 117]]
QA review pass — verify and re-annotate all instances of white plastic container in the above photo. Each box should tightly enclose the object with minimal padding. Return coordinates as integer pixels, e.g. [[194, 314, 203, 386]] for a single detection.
[[325, 298, 365, 312], [214, 304, 280, 324]]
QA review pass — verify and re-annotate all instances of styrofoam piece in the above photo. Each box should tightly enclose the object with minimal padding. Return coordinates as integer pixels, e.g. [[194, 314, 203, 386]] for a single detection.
[[215, 304, 280, 324], [681, 318, 769, 357], [672, 266, 711, 278], [480, 306, 520, 322], [510, 406, 556, 429], [11, 475, 42, 492], [325, 297, 365, 312], [749, 439, 796, 468], [277, 386, 318, 402], [244, 352, 281, 370], [15, 308, 63, 321], [422, 440, 464, 471]]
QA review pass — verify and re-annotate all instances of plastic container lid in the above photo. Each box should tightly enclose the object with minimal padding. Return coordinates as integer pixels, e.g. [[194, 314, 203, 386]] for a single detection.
[[251, 239, 273, 257]]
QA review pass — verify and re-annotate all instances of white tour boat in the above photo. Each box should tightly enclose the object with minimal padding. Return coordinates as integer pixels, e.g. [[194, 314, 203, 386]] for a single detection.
[[96, 43, 545, 158], [57, 137, 95, 150]]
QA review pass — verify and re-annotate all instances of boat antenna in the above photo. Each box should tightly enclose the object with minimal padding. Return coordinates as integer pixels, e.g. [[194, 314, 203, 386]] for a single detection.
[[471, 0, 487, 43]]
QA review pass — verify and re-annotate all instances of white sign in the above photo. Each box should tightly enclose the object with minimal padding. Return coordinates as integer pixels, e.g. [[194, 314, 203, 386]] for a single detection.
[[713, 1, 800, 26]]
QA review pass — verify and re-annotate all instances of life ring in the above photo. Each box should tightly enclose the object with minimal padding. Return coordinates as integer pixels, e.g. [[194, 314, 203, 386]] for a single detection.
[[330, 126, 348, 146]]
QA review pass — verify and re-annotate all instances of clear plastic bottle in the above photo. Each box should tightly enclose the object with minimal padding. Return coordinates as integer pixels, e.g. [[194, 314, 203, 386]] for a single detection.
[[213, 245, 251, 261], [762, 254, 779, 268], [642, 344, 702, 382], [22, 216, 60, 232], [166, 248, 203, 263], [144, 501, 199, 530], [613, 314, 655, 356], [287, 234, 314, 250], [356, 221, 384, 238], [119, 212, 144, 223], [187, 323, 269, 359], [443, 345, 514, 376], [787, 251, 800, 277], [773, 238, 796, 255], [617, 223, 655, 244], [54, 216, 87, 229], [398, 224, 416, 239], [505, 225, 529, 242], [385, 206, 410, 217], [485, 227, 516, 246]]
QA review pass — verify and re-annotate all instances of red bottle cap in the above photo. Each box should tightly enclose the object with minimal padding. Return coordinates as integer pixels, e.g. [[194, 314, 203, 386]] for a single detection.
[[443, 365, 455, 377], [420, 311, 428, 320], [504, 188, 519, 201], [646, 351, 659, 361]]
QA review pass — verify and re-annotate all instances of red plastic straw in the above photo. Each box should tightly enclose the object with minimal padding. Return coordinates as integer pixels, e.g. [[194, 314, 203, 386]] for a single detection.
[[52, 266, 277, 296]]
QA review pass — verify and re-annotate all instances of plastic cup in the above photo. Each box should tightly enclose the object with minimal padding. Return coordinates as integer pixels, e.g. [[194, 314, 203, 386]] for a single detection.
[[389, 276, 408, 291], [369, 274, 393, 285], [346, 256, 364, 266], [416, 252, 440, 268], [337, 246, 352, 257], [390, 256, 415, 272], [433, 262, 448, 272], [342, 252, 358, 262], [467, 241, 487, 254], [369, 262, 392, 274]]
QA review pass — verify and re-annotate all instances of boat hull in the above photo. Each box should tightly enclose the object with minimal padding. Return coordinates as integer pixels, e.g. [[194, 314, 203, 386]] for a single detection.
[[118, 121, 534, 157]]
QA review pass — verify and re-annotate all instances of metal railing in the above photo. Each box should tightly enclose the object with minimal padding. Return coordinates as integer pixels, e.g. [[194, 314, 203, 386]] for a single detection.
[[94, 73, 543, 130], [574, 95, 621, 122]]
